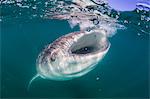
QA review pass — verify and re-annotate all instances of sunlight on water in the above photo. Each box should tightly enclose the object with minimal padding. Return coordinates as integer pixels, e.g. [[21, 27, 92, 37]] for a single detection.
[[1, 0, 149, 35], [45, 0, 125, 37]]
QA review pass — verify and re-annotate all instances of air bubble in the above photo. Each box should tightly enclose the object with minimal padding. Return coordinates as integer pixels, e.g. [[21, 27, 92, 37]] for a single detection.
[[124, 20, 128, 23], [138, 22, 141, 25], [96, 77, 100, 80], [137, 33, 141, 36], [140, 15, 145, 20]]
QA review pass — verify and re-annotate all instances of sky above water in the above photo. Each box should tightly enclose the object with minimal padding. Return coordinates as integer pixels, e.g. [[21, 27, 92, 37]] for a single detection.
[[108, 0, 145, 11]]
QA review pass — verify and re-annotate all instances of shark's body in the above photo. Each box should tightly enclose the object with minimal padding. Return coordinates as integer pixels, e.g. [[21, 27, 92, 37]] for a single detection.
[[36, 30, 110, 80]]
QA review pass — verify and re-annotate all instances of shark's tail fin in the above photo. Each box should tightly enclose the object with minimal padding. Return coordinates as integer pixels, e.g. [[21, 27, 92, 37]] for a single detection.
[[27, 74, 40, 91]]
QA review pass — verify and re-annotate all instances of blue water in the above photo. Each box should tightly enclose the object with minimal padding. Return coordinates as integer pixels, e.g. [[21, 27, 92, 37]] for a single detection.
[[1, 1, 149, 98]]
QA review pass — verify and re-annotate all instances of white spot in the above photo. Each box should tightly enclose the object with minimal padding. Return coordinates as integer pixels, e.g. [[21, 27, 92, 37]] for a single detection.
[[45, 2, 48, 6], [136, 9, 140, 13], [96, 77, 100, 80], [84, 47, 88, 51], [115, 15, 119, 19], [16, 0, 22, 2], [140, 15, 145, 20], [32, 6, 37, 10], [137, 33, 141, 36], [124, 20, 128, 23]]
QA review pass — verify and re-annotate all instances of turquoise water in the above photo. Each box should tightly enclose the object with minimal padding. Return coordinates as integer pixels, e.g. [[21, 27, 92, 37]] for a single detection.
[[1, 1, 149, 98]]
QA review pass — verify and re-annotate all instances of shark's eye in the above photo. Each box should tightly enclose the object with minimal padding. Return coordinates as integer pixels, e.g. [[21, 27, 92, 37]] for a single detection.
[[92, 18, 99, 25], [50, 54, 56, 62]]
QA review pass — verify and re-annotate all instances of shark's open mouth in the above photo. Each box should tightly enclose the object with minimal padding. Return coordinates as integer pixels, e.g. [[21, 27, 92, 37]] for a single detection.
[[72, 46, 96, 54], [70, 32, 106, 55]]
